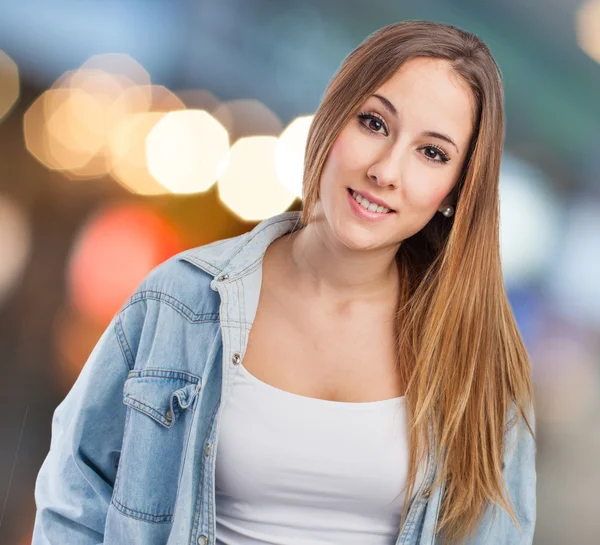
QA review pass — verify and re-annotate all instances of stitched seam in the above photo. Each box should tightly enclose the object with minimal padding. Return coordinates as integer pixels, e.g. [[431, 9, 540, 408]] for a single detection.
[[111, 496, 174, 523], [123, 396, 171, 426], [127, 369, 202, 383], [121, 291, 220, 323], [183, 255, 222, 275], [234, 258, 262, 282], [215, 216, 292, 274], [113, 399, 132, 506], [175, 398, 197, 506], [115, 314, 134, 371], [191, 396, 221, 544]]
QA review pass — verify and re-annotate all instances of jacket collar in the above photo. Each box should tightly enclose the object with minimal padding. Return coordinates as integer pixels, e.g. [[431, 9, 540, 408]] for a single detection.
[[178, 210, 304, 280]]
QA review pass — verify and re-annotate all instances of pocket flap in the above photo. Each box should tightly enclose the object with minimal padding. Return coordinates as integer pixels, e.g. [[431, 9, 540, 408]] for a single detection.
[[123, 369, 201, 428]]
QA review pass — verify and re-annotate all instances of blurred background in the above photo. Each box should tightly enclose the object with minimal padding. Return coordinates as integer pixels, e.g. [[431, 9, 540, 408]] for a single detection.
[[0, 0, 599, 543]]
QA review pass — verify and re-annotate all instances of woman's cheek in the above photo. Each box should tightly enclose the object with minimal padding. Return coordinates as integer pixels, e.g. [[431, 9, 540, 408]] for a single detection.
[[412, 173, 453, 208]]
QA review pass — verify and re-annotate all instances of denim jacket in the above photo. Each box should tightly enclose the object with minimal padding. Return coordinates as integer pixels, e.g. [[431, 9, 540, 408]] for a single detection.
[[32, 210, 536, 544]]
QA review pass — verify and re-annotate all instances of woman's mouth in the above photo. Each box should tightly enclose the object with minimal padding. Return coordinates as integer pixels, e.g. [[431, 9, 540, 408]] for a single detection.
[[347, 188, 395, 214]]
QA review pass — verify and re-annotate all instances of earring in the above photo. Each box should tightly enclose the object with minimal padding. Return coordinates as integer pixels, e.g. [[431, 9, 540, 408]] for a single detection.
[[441, 205, 454, 218]]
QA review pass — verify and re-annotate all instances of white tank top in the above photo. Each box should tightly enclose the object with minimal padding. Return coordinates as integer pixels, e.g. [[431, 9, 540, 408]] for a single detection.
[[215, 361, 418, 545]]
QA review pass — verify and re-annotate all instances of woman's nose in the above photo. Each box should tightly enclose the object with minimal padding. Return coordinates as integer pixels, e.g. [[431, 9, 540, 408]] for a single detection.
[[367, 153, 403, 189]]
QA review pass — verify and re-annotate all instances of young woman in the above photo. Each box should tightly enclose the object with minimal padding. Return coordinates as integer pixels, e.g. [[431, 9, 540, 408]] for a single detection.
[[33, 20, 536, 545]]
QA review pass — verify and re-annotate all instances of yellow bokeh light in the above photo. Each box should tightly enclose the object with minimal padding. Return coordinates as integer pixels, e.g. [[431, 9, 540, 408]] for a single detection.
[[576, 0, 600, 63], [23, 56, 188, 189], [108, 112, 171, 195], [24, 89, 92, 171], [275, 115, 313, 198], [217, 136, 297, 221], [0, 51, 19, 122], [146, 109, 230, 194], [45, 88, 105, 158], [105, 85, 185, 194]]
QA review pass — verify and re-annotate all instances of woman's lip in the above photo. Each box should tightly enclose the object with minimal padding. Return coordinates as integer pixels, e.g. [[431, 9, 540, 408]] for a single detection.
[[347, 189, 396, 221], [347, 187, 396, 212]]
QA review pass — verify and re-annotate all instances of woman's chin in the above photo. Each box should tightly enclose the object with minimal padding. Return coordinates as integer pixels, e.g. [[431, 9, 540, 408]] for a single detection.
[[331, 221, 386, 251]]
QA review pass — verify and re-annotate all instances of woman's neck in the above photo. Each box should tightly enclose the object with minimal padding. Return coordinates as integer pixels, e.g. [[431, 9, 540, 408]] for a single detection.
[[278, 221, 401, 310]]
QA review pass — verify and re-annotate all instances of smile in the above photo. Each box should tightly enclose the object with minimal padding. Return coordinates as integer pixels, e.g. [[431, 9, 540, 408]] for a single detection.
[[347, 188, 395, 214], [346, 188, 396, 222]]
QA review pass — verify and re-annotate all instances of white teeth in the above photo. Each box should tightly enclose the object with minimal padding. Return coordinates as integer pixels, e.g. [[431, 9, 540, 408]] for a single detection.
[[350, 190, 390, 214]]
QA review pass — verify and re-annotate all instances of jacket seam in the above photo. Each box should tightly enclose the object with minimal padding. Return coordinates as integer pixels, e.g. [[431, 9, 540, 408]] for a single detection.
[[123, 396, 172, 426], [115, 314, 134, 372], [216, 216, 292, 275], [121, 291, 220, 324], [111, 496, 174, 523], [127, 368, 202, 382], [181, 254, 220, 275], [191, 398, 221, 544]]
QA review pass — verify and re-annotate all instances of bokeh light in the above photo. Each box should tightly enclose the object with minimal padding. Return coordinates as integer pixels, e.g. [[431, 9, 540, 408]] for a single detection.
[[547, 196, 600, 327], [146, 109, 230, 194], [275, 115, 313, 198], [576, 0, 600, 63], [217, 136, 297, 221], [22, 55, 182, 184], [499, 155, 561, 286], [108, 112, 170, 195], [66, 203, 185, 326], [0, 50, 19, 122]]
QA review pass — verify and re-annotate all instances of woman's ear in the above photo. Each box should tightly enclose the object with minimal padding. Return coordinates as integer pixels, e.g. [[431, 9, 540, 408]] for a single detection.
[[437, 194, 455, 214], [437, 183, 459, 213]]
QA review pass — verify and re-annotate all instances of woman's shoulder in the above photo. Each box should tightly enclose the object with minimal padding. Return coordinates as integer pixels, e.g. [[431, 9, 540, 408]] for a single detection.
[[125, 230, 251, 305]]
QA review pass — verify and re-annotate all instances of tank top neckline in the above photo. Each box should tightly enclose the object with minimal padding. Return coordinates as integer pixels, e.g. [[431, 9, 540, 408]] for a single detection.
[[236, 361, 405, 411]]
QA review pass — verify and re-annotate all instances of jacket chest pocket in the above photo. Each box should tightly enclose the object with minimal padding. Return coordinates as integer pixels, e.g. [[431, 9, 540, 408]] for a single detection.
[[112, 369, 202, 522]]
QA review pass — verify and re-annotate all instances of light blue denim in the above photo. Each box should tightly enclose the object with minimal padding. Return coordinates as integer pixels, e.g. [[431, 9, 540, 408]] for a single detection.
[[32, 210, 536, 544]]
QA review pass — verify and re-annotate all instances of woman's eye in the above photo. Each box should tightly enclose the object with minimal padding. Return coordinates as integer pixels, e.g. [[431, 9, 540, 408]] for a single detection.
[[422, 145, 450, 164], [357, 113, 388, 135]]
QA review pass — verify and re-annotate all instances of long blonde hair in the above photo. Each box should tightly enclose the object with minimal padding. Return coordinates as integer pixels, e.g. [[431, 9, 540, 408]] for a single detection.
[[300, 20, 534, 543]]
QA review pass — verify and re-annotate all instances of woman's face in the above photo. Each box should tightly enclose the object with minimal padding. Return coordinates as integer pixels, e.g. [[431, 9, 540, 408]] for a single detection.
[[316, 57, 475, 252]]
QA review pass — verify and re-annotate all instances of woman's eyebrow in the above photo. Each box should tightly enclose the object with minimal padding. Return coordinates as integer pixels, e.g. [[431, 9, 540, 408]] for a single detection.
[[371, 93, 459, 153], [422, 131, 459, 153], [372, 93, 397, 116]]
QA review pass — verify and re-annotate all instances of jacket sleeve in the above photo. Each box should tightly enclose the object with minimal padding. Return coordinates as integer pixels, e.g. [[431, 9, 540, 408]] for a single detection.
[[469, 403, 537, 544], [31, 313, 132, 544]]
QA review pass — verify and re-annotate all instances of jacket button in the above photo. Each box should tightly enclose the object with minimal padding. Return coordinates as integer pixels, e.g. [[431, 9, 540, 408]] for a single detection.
[[197, 536, 207, 545], [205, 442, 211, 456], [165, 409, 173, 422], [232, 353, 241, 365], [217, 274, 229, 281]]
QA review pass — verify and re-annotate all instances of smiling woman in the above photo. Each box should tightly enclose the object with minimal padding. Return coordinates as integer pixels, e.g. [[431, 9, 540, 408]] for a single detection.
[[299, 20, 536, 544], [316, 56, 474, 251], [32, 20, 535, 545]]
